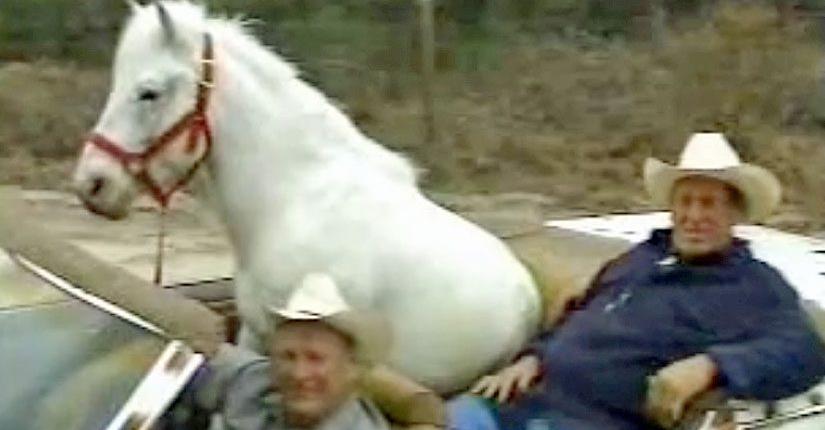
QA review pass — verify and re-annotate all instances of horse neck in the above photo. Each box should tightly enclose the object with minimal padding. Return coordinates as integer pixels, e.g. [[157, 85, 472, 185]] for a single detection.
[[201, 28, 414, 259]]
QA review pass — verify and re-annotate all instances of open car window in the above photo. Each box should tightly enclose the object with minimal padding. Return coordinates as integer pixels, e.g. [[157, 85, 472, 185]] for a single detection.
[[0, 249, 201, 430]]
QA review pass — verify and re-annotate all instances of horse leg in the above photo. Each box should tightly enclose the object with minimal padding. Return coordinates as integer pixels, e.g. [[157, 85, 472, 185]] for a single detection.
[[236, 323, 266, 353], [361, 364, 446, 427]]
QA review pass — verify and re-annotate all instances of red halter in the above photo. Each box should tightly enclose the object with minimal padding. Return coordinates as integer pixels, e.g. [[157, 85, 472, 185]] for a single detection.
[[85, 33, 215, 208]]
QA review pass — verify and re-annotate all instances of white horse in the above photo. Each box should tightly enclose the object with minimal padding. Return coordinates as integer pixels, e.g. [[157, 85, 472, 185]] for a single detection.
[[72, 0, 540, 393]]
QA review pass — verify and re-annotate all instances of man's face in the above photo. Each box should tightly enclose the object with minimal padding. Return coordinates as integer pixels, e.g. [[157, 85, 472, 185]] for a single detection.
[[670, 176, 741, 259], [270, 321, 359, 427]]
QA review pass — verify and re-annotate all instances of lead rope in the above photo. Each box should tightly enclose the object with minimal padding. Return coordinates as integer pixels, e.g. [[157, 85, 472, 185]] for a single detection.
[[153, 205, 167, 287]]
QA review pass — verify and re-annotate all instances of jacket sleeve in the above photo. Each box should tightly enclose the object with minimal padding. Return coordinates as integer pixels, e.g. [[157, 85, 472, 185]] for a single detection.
[[518, 330, 554, 362], [517, 253, 629, 363], [192, 344, 275, 430], [707, 264, 825, 400]]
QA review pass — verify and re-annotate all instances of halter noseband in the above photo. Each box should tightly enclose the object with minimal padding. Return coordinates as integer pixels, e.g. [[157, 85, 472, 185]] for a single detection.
[[85, 33, 215, 208]]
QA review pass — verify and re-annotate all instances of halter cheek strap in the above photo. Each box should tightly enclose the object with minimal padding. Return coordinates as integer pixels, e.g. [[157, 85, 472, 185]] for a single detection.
[[85, 33, 215, 208]]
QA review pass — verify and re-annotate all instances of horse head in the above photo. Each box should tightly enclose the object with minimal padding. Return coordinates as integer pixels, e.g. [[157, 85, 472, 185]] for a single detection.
[[73, 1, 213, 219]]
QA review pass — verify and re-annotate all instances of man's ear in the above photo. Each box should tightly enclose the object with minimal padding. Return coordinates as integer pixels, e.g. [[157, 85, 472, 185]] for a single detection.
[[735, 209, 746, 224], [263, 330, 279, 357], [346, 354, 364, 386], [729, 202, 746, 224]]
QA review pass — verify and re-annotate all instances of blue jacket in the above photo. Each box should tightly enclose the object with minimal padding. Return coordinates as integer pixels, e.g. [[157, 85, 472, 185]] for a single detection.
[[494, 229, 825, 430]]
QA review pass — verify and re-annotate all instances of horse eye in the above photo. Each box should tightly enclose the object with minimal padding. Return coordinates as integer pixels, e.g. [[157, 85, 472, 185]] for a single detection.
[[138, 89, 160, 102]]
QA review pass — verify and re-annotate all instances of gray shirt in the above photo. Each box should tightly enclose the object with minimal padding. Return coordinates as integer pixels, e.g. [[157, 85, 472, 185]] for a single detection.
[[195, 344, 391, 430]]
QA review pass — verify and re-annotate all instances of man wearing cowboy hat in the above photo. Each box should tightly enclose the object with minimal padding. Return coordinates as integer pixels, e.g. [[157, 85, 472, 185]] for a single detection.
[[455, 133, 825, 430], [190, 272, 393, 430]]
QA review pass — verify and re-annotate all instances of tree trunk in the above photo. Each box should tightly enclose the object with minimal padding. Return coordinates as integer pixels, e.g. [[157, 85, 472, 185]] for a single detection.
[[418, 0, 437, 146], [650, 0, 668, 46]]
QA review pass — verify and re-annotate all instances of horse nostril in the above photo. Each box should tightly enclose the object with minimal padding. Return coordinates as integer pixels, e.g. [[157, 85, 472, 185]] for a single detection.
[[89, 177, 106, 197]]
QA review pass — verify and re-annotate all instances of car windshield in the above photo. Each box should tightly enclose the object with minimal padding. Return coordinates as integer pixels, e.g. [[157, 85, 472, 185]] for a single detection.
[[0, 249, 168, 429]]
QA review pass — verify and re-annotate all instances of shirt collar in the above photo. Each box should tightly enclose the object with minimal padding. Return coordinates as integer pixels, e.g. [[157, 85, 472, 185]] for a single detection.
[[647, 228, 751, 266], [285, 396, 384, 430]]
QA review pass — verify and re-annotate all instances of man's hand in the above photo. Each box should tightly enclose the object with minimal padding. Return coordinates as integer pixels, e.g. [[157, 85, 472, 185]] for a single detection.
[[645, 354, 718, 429], [469, 355, 541, 403], [186, 335, 224, 360]]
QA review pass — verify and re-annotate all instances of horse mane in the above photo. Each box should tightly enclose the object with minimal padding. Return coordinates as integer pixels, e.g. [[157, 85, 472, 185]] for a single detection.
[[125, 1, 418, 186]]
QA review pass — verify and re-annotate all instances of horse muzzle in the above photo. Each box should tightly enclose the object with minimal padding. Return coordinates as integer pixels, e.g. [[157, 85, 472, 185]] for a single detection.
[[73, 147, 137, 220]]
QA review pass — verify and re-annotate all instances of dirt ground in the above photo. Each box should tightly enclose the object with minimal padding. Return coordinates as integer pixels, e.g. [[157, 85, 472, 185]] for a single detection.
[[2, 187, 234, 285], [0, 185, 619, 288]]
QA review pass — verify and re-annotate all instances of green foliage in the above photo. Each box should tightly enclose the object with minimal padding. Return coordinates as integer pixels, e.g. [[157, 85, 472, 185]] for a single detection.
[[800, 0, 825, 8], [0, 0, 126, 63], [0, 0, 729, 65]]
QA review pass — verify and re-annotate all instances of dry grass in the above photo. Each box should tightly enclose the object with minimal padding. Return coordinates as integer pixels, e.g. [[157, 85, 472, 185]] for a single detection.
[[0, 60, 107, 189], [360, 4, 825, 232], [0, 61, 108, 158], [2, 3, 824, 232]]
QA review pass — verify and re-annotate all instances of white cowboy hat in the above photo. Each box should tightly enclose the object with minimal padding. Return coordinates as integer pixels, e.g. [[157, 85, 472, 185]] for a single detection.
[[643, 132, 781, 222], [268, 273, 390, 364]]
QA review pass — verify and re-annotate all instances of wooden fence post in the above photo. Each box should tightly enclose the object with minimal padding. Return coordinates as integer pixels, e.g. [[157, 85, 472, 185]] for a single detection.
[[650, 0, 668, 47], [418, 0, 437, 145]]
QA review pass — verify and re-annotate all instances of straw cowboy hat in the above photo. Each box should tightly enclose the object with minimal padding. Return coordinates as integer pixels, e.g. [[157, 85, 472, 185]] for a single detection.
[[643, 132, 781, 222], [268, 273, 390, 364]]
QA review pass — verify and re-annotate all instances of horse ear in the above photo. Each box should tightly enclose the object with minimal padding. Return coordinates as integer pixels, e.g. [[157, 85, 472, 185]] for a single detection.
[[125, 0, 141, 13], [155, 2, 177, 44]]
